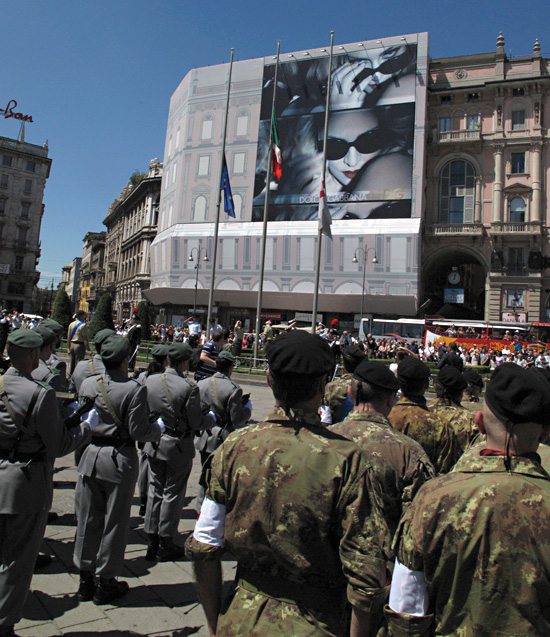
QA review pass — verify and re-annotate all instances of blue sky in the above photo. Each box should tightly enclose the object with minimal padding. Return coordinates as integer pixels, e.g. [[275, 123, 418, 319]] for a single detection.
[[2, 0, 549, 287]]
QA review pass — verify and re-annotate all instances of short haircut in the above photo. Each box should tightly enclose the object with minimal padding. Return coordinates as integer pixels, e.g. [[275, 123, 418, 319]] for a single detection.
[[212, 331, 223, 343], [270, 372, 323, 407], [222, 328, 230, 341], [351, 378, 394, 407]]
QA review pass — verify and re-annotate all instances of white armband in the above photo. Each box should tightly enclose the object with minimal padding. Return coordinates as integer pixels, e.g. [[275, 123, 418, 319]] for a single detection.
[[389, 558, 429, 616], [319, 405, 332, 424], [193, 497, 226, 547]]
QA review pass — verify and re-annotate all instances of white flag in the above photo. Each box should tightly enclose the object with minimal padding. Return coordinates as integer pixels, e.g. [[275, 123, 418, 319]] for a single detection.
[[318, 180, 332, 239]]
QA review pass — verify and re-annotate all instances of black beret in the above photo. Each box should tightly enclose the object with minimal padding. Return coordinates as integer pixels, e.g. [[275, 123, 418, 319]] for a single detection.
[[100, 335, 131, 364], [463, 369, 483, 387], [94, 328, 116, 347], [436, 366, 467, 392], [267, 330, 335, 377], [167, 342, 192, 361], [34, 326, 56, 347], [353, 360, 399, 391], [342, 345, 366, 370], [7, 329, 43, 349], [397, 356, 430, 383], [485, 363, 550, 427]]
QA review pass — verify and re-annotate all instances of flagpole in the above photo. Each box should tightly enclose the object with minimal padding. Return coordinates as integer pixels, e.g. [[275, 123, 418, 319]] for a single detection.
[[207, 47, 234, 331], [311, 31, 335, 333], [253, 40, 281, 366]]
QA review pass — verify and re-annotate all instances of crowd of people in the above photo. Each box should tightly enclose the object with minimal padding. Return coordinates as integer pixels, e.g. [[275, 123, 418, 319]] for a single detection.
[[1, 310, 550, 635]]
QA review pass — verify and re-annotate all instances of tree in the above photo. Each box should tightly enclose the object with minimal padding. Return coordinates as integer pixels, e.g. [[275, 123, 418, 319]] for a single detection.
[[88, 293, 115, 342], [51, 288, 73, 329], [137, 301, 151, 341], [129, 170, 146, 187]]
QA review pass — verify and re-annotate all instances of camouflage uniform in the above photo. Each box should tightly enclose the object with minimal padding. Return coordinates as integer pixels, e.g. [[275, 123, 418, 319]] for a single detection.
[[323, 373, 353, 424], [330, 410, 435, 537], [388, 397, 460, 474], [186, 406, 391, 636], [427, 397, 478, 453], [387, 451, 550, 636]]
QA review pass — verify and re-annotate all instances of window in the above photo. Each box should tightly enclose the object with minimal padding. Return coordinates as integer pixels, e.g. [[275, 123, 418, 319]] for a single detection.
[[513, 88, 525, 97], [17, 227, 27, 243], [15, 255, 23, 270], [232, 152, 246, 174], [468, 93, 479, 102], [511, 152, 525, 174], [201, 116, 214, 141], [8, 282, 24, 295], [24, 179, 32, 194], [244, 237, 251, 266], [221, 238, 236, 269], [439, 116, 451, 132], [20, 202, 30, 218], [167, 136, 173, 157], [0, 199, 5, 214], [173, 238, 179, 265], [197, 155, 210, 177], [172, 162, 177, 184], [389, 237, 408, 273], [510, 197, 526, 223], [236, 112, 249, 136], [466, 114, 480, 130], [508, 248, 525, 274], [193, 195, 207, 221], [2, 156, 12, 167], [298, 238, 315, 271], [439, 159, 476, 224], [175, 127, 181, 149], [26, 161, 35, 172], [0, 174, 7, 188], [511, 110, 526, 130], [283, 237, 291, 267], [232, 193, 243, 219], [441, 96, 452, 104]]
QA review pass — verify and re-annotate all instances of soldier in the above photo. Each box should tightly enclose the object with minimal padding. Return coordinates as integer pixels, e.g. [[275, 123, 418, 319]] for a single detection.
[[31, 326, 69, 392], [69, 329, 115, 397], [436, 341, 463, 371], [143, 342, 214, 562], [0, 330, 91, 636], [428, 366, 478, 453], [389, 356, 460, 474], [73, 335, 162, 605], [321, 344, 365, 424], [330, 360, 435, 537], [230, 320, 243, 357], [185, 330, 390, 636], [262, 319, 273, 356], [386, 363, 550, 635], [0, 310, 10, 365], [126, 311, 141, 372], [462, 368, 483, 403], [67, 310, 91, 376], [41, 318, 68, 382]]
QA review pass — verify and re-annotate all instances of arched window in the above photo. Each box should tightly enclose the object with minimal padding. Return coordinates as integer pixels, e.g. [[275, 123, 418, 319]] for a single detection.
[[193, 195, 207, 221], [233, 193, 243, 219], [201, 115, 214, 141], [510, 197, 526, 223], [439, 159, 476, 224]]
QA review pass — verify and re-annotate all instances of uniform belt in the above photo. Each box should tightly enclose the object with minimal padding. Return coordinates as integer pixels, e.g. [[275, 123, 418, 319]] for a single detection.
[[237, 568, 345, 613], [163, 426, 192, 439], [0, 449, 47, 463], [91, 436, 134, 448]]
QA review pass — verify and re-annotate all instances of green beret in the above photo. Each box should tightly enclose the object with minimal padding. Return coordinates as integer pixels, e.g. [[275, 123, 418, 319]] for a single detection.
[[34, 326, 57, 347], [267, 331, 335, 377], [353, 360, 399, 391], [94, 328, 116, 347], [7, 329, 43, 349], [436, 366, 467, 392], [151, 343, 169, 358], [218, 350, 236, 364], [397, 356, 431, 383], [167, 342, 192, 361], [41, 319, 63, 336], [485, 363, 550, 427], [100, 335, 131, 364]]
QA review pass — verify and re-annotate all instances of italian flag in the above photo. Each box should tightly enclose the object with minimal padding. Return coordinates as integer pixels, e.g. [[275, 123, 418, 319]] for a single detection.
[[271, 105, 283, 180]]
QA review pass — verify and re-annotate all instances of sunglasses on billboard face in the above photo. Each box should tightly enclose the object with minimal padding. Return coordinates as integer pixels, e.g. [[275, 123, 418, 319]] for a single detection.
[[321, 127, 383, 160]]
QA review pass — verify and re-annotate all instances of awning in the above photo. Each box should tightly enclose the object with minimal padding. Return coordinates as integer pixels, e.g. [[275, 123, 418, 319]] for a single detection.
[[143, 287, 418, 316]]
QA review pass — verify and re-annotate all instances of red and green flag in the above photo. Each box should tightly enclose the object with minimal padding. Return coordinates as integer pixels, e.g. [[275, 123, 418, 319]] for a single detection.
[[271, 105, 283, 180]]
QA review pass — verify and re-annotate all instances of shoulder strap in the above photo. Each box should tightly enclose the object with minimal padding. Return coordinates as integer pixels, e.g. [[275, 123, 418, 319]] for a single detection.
[[97, 376, 123, 427], [0, 375, 43, 435], [89, 359, 95, 375], [210, 375, 225, 413], [160, 372, 177, 413]]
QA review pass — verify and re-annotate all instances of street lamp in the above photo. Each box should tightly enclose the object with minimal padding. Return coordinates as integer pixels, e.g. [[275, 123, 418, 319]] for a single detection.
[[352, 247, 378, 323], [188, 247, 208, 316]]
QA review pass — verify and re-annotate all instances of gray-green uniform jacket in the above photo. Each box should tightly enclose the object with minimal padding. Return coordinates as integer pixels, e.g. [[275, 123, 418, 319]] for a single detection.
[[32, 358, 69, 393], [69, 355, 105, 396]]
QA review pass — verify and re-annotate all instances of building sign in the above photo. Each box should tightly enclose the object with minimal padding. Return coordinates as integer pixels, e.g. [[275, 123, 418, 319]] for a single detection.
[[502, 311, 527, 322], [0, 100, 33, 123], [260, 311, 282, 320], [253, 42, 419, 222], [0, 264, 10, 274], [444, 288, 464, 304]]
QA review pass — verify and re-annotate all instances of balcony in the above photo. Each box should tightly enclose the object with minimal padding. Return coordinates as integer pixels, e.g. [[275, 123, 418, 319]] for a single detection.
[[436, 129, 481, 143], [425, 223, 485, 236], [491, 221, 542, 235]]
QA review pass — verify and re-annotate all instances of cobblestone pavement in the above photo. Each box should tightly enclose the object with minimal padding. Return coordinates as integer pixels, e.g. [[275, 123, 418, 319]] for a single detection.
[[17, 378, 274, 637]]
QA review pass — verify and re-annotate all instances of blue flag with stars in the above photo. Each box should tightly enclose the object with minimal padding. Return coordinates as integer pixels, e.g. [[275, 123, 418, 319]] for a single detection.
[[221, 156, 236, 218]]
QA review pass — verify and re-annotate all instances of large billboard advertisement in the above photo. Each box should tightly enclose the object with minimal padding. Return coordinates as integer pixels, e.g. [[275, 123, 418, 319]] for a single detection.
[[253, 42, 419, 222]]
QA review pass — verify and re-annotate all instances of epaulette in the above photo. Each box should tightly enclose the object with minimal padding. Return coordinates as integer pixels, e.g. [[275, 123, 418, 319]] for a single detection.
[[32, 379, 50, 390]]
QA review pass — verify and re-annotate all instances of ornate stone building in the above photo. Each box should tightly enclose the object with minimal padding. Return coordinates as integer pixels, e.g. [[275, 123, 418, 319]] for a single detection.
[[0, 133, 51, 312], [77, 232, 106, 313], [423, 34, 550, 321], [103, 159, 162, 321]]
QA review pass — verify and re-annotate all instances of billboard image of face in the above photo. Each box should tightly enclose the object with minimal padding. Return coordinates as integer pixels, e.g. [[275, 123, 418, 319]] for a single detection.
[[253, 44, 418, 222]]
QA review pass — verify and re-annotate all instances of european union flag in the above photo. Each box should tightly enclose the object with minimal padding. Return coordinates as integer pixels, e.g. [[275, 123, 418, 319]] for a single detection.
[[221, 157, 236, 218]]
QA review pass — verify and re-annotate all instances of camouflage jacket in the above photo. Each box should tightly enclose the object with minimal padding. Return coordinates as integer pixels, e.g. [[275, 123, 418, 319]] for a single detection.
[[388, 397, 460, 475], [330, 410, 435, 537], [427, 397, 478, 453], [388, 452, 550, 636], [323, 373, 353, 423], [186, 405, 391, 636]]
